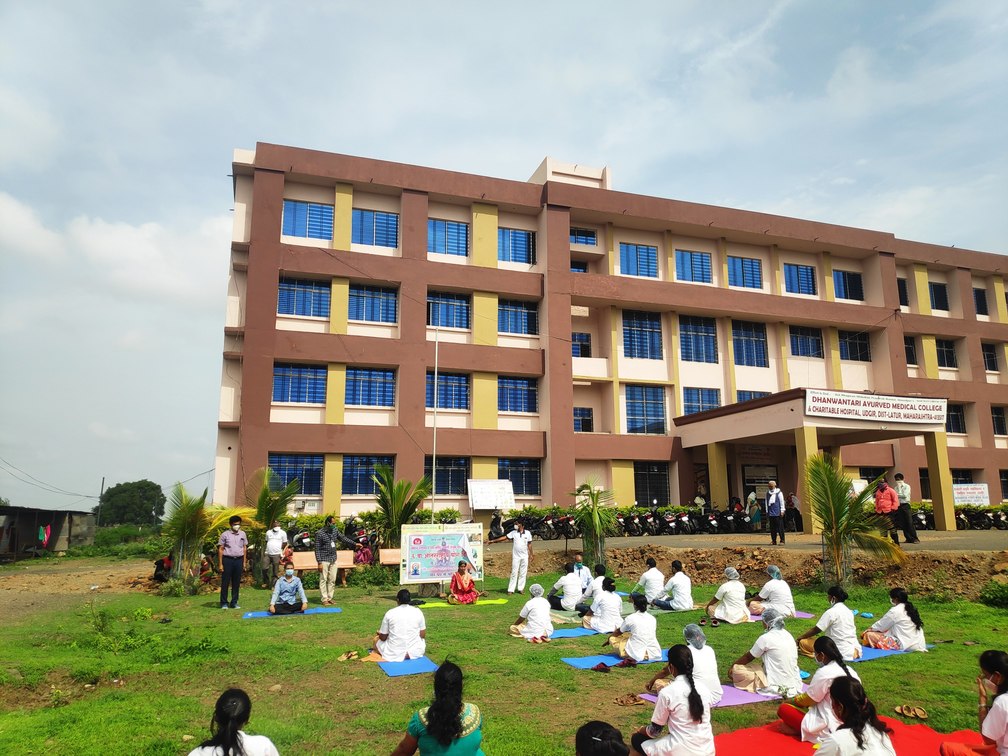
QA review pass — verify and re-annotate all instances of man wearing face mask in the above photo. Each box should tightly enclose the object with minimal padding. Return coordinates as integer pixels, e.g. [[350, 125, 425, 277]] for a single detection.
[[572, 552, 592, 593], [315, 515, 360, 605], [261, 520, 288, 588], [218, 515, 248, 610], [269, 565, 308, 614]]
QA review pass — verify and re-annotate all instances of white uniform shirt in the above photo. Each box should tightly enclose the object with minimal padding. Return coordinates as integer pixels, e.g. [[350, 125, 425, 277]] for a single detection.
[[640, 675, 715, 756], [801, 662, 861, 743], [869, 603, 927, 651], [588, 591, 623, 633], [264, 527, 288, 557], [750, 627, 804, 697], [552, 572, 584, 611], [816, 602, 860, 660], [188, 732, 280, 756], [713, 579, 748, 623], [895, 480, 912, 505], [757, 578, 796, 616], [689, 644, 723, 705], [816, 726, 897, 756], [620, 612, 662, 662], [376, 604, 427, 662], [981, 693, 1008, 756], [663, 571, 694, 611], [635, 567, 667, 603], [573, 564, 593, 592], [518, 595, 553, 639], [507, 529, 532, 558], [583, 574, 605, 602]]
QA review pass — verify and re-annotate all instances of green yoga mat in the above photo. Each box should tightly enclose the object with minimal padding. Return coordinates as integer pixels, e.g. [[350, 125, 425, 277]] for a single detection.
[[421, 598, 510, 608]]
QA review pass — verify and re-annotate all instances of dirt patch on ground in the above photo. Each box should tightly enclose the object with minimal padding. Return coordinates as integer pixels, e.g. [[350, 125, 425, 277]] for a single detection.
[[484, 546, 1008, 601]]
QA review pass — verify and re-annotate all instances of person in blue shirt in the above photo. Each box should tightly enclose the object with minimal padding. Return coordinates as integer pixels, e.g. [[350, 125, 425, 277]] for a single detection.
[[268, 566, 308, 614]]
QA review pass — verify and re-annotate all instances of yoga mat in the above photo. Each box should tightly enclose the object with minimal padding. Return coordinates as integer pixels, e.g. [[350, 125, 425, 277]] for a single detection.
[[552, 627, 601, 638], [639, 683, 810, 709], [378, 656, 439, 677], [561, 650, 669, 669], [848, 644, 935, 662], [616, 591, 630, 596], [420, 598, 509, 608], [242, 607, 342, 619], [749, 611, 815, 621]]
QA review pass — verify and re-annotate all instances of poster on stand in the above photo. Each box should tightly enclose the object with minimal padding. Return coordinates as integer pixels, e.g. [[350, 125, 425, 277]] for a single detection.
[[399, 523, 484, 584]]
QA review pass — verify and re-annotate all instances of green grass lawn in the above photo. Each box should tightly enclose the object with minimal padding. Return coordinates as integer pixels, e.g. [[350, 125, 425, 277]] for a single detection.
[[0, 558, 1004, 755]]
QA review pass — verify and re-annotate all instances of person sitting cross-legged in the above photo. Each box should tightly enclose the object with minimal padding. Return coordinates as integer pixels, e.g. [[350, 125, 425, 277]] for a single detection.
[[581, 577, 624, 634], [702, 567, 748, 626], [445, 561, 483, 605], [777, 636, 861, 744], [268, 565, 308, 615], [509, 583, 553, 643], [605, 594, 661, 663], [575, 564, 608, 616], [374, 589, 427, 662], [730, 607, 804, 697], [548, 561, 584, 612], [651, 560, 693, 612]]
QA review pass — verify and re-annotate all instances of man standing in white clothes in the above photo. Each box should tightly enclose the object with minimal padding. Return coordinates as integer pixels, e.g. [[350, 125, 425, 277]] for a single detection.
[[261, 520, 288, 588], [490, 520, 533, 594]]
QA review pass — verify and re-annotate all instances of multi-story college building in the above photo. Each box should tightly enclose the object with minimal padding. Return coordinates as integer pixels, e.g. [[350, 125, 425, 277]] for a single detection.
[[214, 142, 1008, 530]]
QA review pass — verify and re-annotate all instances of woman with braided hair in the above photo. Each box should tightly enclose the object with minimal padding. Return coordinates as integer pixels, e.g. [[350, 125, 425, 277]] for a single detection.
[[629, 644, 714, 756], [391, 660, 484, 755], [187, 689, 278, 756], [817, 676, 895, 755], [777, 636, 861, 743], [861, 587, 927, 652]]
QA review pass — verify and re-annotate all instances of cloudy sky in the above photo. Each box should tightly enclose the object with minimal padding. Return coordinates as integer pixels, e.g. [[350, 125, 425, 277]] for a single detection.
[[1, 1, 1005, 511]]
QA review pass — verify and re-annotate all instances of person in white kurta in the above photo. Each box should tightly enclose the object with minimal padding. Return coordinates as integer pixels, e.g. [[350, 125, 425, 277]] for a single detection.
[[491, 522, 533, 594], [608, 594, 662, 662], [187, 689, 279, 756], [748, 564, 796, 616], [704, 567, 748, 624], [375, 590, 427, 662], [730, 607, 803, 696], [548, 563, 584, 611], [647, 623, 724, 706], [796, 585, 861, 660], [575, 564, 608, 615], [652, 560, 693, 611], [509, 583, 554, 640], [633, 645, 715, 756], [632, 557, 666, 603], [583, 577, 623, 633], [862, 587, 927, 652], [777, 637, 861, 744], [816, 676, 897, 756]]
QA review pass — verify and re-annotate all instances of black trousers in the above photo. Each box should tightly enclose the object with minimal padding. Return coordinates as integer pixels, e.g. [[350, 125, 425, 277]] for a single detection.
[[895, 503, 918, 542], [768, 515, 785, 544], [879, 514, 900, 545], [548, 595, 566, 611], [273, 602, 304, 615], [220, 556, 243, 607]]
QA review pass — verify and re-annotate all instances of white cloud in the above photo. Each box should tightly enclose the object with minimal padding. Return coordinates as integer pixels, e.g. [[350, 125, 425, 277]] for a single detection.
[[0, 192, 65, 261], [88, 422, 138, 443]]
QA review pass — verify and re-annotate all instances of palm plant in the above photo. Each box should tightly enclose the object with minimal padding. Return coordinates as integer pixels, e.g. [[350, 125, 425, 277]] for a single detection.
[[570, 477, 617, 568], [372, 465, 433, 548], [807, 453, 906, 586], [244, 466, 300, 560]]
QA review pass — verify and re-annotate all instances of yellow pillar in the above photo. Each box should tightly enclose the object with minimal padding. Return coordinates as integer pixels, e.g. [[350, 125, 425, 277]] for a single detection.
[[668, 314, 681, 416], [610, 460, 635, 508], [472, 292, 498, 347], [925, 431, 955, 531], [330, 278, 349, 334], [606, 223, 616, 276], [794, 425, 820, 533], [471, 457, 498, 481], [919, 335, 939, 379], [471, 203, 498, 268], [822, 253, 835, 302], [325, 365, 346, 424], [993, 278, 1008, 323], [334, 183, 353, 250], [825, 328, 843, 389], [777, 323, 791, 390], [322, 454, 343, 514], [472, 373, 498, 430], [609, 306, 622, 430], [769, 245, 782, 295], [912, 264, 932, 315], [717, 238, 729, 288], [722, 317, 736, 404], [706, 442, 729, 510]]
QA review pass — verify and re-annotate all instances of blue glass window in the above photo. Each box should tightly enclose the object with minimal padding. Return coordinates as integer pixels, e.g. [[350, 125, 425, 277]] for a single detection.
[[342, 455, 393, 495], [946, 404, 966, 434], [573, 407, 594, 432], [929, 282, 949, 311], [790, 326, 824, 358], [268, 453, 323, 496], [679, 315, 718, 363], [282, 200, 333, 240], [626, 385, 665, 434], [619, 243, 658, 278], [425, 372, 470, 409], [272, 364, 326, 404], [904, 336, 918, 365], [732, 320, 768, 367], [975, 287, 989, 316], [737, 390, 770, 403], [683, 387, 721, 415], [498, 458, 541, 496], [498, 377, 537, 413], [348, 284, 397, 323], [570, 228, 597, 245], [897, 278, 909, 307], [784, 263, 817, 295], [838, 330, 871, 361], [278, 278, 331, 318], [936, 338, 957, 368], [572, 332, 592, 358], [623, 310, 663, 359], [498, 299, 539, 335], [345, 367, 395, 407], [351, 209, 399, 247], [498, 228, 536, 264], [675, 250, 712, 283], [833, 270, 864, 301], [570, 260, 588, 273], [727, 256, 763, 289], [427, 292, 471, 329], [428, 219, 469, 256], [992, 407, 1007, 436], [424, 456, 469, 495], [983, 343, 999, 372], [634, 462, 669, 507]]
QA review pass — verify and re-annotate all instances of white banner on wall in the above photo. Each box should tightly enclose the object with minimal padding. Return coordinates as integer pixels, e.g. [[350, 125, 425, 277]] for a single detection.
[[953, 483, 990, 506], [805, 390, 947, 424], [467, 479, 516, 511]]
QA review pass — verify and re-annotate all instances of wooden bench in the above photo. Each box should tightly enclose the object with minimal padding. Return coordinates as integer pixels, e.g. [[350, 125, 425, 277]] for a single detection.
[[379, 548, 401, 567], [288, 550, 359, 572]]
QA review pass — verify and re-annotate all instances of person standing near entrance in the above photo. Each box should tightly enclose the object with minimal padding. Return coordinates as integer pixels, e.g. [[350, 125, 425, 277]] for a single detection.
[[262, 520, 287, 588], [893, 473, 920, 543], [218, 515, 248, 610], [766, 481, 786, 546], [873, 480, 901, 546], [490, 520, 533, 595]]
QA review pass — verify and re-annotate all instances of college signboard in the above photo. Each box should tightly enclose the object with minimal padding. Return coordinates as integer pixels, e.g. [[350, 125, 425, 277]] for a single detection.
[[805, 390, 947, 424], [953, 483, 990, 507], [399, 523, 484, 584]]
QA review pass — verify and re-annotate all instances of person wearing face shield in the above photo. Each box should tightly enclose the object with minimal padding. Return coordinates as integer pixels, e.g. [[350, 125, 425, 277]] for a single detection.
[[268, 565, 308, 615], [218, 515, 248, 610]]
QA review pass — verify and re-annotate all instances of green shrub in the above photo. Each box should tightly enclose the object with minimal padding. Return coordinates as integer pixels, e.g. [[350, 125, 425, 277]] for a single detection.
[[300, 570, 320, 590], [347, 564, 399, 589], [979, 580, 1008, 608], [434, 508, 462, 524]]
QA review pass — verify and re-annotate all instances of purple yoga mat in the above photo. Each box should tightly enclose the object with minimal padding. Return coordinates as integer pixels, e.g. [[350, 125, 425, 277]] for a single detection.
[[640, 684, 808, 708], [749, 611, 815, 621]]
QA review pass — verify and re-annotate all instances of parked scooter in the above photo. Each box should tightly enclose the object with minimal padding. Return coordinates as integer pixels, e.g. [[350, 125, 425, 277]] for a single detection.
[[488, 508, 505, 540]]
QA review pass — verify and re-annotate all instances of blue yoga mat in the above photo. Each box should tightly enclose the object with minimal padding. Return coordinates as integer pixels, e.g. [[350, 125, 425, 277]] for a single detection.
[[378, 656, 439, 677], [848, 644, 935, 663], [616, 591, 630, 597], [562, 649, 669, 669], [242, 607, 342, 619], [552, 627, 601, 639]]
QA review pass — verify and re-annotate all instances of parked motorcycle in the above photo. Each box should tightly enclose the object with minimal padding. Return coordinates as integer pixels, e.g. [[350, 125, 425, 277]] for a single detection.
[[488, 508, 505, 540]]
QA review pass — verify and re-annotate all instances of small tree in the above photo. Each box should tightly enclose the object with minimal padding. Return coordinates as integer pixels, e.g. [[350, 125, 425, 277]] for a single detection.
[[244, 467, 300, 569], [372, 465, 433, 548], [571, 477, 617, 568], [807, 453, 906, 585]]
